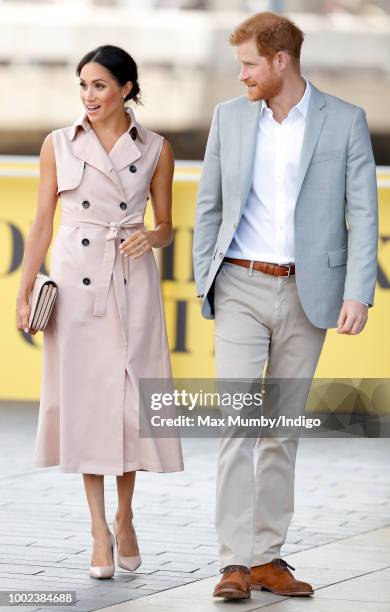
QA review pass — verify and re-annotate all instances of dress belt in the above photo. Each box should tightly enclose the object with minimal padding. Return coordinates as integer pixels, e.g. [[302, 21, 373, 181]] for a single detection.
[[60, 212, 145, 316], [223, 257, 295, 277]]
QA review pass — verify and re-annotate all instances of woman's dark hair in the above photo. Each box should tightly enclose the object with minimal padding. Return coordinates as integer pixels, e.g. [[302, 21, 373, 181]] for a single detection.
[[76, 45, 141, 105]]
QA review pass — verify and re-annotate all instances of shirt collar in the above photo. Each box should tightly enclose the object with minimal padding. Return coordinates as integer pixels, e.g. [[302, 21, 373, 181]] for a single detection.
[[260, 77, 311, 120], [69, 105, 146, 143]]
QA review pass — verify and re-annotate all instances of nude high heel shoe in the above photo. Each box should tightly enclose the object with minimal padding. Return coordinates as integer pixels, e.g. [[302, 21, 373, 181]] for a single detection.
[[89, 532, 115, 579], [112, 518, 142, 571]]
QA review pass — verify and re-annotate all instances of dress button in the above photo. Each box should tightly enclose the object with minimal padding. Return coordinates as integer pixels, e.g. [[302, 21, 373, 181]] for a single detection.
[[120, 202, 127, 210], [82, 200, 90, 209], [82, 238, 90, 246], [83, 277, 91, 285], [129, 165, 137, 173], [130, 128, 137, 140]]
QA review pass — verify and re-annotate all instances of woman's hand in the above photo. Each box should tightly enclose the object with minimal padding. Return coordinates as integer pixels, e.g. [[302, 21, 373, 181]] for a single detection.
[[119, 229, 155, 260], [16, 299, 36, 335], [16, 133, 57, 337]]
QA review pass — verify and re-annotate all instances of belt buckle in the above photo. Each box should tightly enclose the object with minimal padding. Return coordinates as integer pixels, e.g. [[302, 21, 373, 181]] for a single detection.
[[282, 264, 292, 278]]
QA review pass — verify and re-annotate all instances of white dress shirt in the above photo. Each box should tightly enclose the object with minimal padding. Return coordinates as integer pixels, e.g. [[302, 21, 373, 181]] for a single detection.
[[226, 78, 311, 265]]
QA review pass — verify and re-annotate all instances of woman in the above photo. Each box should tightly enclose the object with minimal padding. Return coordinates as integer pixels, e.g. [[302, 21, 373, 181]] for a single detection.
[[16, 45, 184, 579]]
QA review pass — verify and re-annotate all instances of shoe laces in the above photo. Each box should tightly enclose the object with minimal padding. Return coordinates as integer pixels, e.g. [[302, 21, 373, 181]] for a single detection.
[[272, 558, 295, 572], [220, 564, 250, 575]]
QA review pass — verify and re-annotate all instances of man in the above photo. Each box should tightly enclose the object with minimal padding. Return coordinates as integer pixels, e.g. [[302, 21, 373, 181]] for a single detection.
[[192, 11, 378, 601]]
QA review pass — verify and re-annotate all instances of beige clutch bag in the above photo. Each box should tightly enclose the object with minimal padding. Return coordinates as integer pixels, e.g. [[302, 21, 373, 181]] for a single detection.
[[28, 274, 58, 332]]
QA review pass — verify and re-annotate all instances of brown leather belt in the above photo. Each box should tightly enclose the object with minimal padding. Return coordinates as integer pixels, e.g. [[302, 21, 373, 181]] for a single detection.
[[223, 257, 295, 277]]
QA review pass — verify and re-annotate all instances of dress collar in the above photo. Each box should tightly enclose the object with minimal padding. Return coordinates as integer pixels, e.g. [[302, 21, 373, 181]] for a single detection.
[[69, 105, 146, 143]]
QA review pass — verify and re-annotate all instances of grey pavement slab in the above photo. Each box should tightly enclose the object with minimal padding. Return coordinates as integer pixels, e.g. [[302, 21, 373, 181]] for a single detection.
[[98, 528, 390, 612], [0, 402, 389, 612]]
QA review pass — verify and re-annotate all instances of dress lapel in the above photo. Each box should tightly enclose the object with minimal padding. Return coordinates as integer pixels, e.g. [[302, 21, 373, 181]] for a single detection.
[[108, 131, 141, 172]]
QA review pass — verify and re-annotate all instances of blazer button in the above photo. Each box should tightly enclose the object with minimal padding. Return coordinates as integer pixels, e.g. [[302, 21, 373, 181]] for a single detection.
[[119, 202, 127, 210], [82, 238, 90, 246], [82, 200, 90, 209], [83, 277, 91, 285], [129, 165, 137, 173], [130, 128, 137, 140]]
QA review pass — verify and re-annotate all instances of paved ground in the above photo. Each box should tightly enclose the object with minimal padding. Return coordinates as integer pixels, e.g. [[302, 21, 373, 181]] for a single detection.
[[0, 402, 389, 612], [101, 527, 390, 612]]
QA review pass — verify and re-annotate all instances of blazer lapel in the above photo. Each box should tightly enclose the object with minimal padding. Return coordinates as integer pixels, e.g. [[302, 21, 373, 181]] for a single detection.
[[239, 99, 262, 214], [295, 84, 327, 202]]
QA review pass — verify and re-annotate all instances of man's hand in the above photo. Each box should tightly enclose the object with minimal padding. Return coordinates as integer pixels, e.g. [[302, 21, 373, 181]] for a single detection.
[[337, 300, 368, 335]]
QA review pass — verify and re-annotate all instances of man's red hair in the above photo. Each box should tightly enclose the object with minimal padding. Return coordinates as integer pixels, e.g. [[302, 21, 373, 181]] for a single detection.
[[230, 12, 304, 63]]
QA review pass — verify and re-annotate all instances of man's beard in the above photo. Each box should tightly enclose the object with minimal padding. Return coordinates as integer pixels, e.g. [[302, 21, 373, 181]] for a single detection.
[[247, 71, 283, 101]]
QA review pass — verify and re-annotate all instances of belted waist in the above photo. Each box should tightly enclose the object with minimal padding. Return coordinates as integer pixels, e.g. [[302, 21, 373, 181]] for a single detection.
[[223, 257, 295, 277], [60, 213, 145, 316]]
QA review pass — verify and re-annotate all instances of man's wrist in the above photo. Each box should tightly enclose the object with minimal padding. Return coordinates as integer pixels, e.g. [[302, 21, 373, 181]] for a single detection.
[[344, 298, 369, 307]]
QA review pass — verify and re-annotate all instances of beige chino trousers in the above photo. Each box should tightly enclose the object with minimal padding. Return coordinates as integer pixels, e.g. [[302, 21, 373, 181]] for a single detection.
[[213, 261, 327, 568]]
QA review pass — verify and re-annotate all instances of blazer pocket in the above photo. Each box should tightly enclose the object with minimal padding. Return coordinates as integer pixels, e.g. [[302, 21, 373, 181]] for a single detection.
[[328, 246, 348, 267], [311, 148, 343, 164], [56, 160, 85, 195]]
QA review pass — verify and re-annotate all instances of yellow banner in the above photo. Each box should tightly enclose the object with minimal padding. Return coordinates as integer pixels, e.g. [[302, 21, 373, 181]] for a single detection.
[[1, 158, 390, 400]]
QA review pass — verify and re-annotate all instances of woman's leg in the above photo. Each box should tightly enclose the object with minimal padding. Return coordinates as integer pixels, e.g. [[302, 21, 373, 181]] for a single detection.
[[82, 474, 113, 566], [114, 471, 139, 556]]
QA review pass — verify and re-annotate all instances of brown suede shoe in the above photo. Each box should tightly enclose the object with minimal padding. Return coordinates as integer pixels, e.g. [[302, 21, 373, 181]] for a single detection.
[[213, 565, 251, 599], [251, 558, 314, 596]]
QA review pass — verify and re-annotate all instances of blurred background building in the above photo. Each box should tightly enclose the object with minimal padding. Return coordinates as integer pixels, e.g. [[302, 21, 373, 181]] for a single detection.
[[0, 0, 389, 160]]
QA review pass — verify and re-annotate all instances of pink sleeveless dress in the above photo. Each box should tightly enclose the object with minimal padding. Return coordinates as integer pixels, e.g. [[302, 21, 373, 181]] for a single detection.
[[32, 107, 184, 475]]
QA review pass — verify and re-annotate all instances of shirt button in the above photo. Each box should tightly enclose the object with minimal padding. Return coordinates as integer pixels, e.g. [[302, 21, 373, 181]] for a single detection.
[[129, 165, 137, 173], [82, 200, 90, 209], [81, 238, 90, 246], [83, 277, 91, 285], [119, 202, 128, 210]]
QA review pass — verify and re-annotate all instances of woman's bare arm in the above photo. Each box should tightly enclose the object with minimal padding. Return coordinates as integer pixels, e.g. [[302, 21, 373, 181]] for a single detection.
[[16, 133, 58, 332], [119, 139, 174, 258]]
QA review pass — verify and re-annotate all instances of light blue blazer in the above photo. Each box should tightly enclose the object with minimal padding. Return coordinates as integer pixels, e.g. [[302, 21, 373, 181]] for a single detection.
[[192, 83, 378, 329]]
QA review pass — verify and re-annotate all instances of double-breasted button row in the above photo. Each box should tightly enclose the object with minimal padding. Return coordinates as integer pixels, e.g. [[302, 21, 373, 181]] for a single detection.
[[120, 202, 127, 210], [83, 277, 91, 285], [129, 165, 137, 173], [82, 200, 90, 209], [82, 238, 89, 246]]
